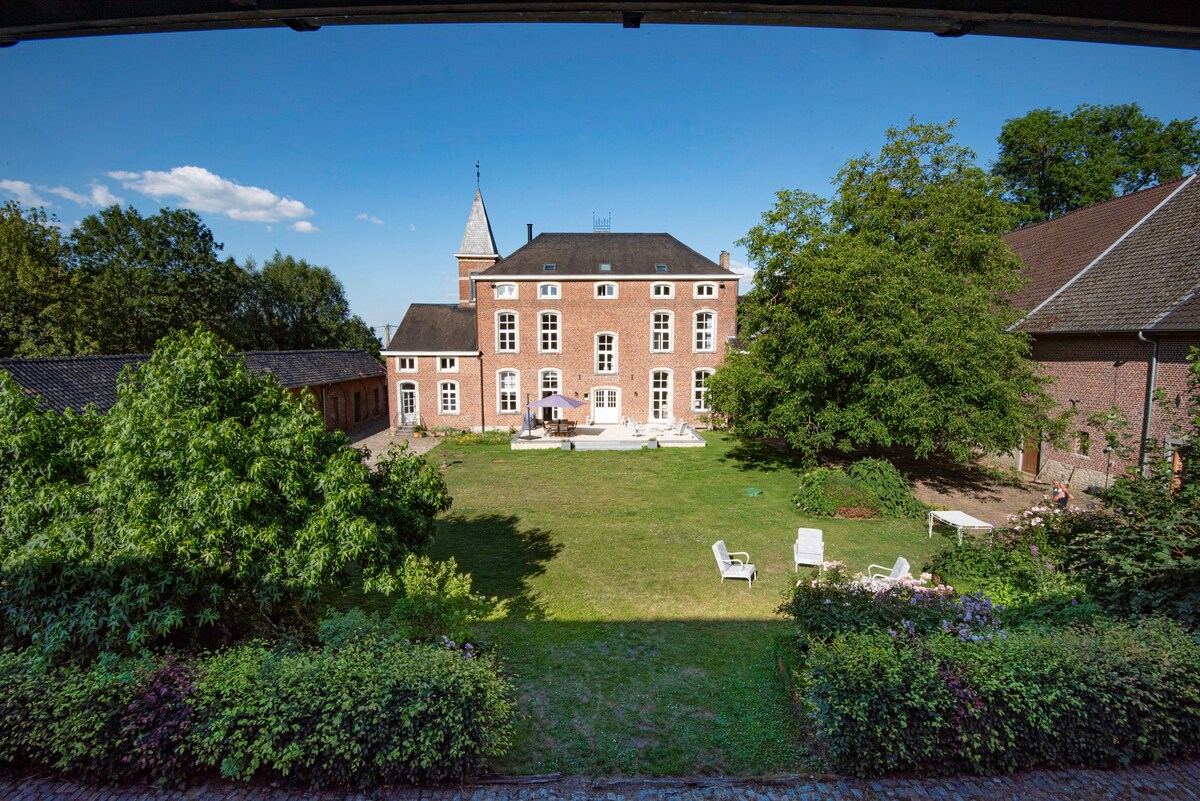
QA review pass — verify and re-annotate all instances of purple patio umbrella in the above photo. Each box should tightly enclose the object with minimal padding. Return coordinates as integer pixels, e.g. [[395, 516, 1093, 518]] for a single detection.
[[526, 393, 586, 410]]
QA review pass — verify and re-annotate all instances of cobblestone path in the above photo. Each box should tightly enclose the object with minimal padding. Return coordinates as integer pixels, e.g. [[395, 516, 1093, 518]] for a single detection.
[[3, 761, 1199, 801]]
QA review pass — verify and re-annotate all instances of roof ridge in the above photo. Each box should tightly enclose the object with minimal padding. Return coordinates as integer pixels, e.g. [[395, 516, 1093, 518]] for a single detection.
[[0, 353, 149, 363], [1009, 174, 1194, 234]]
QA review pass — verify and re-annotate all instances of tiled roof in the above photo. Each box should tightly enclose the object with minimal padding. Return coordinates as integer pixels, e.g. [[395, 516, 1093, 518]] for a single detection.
[[457, 188, 499, 257], [479, 233, 735, 277], [0, 354, 149, 413], [243, 350, 385, 387], [1007, 175, 1200, 334], [0, 350, 384, 414], [386, 304, 479, 353], [1004, 178, 1186, 313]]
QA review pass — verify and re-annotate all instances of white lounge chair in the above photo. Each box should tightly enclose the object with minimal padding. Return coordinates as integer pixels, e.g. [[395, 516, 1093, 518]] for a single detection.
[[625, 419, 645, 437], [712, 540, 756, 588], [794, 527, 824, 570], [673, 420, 689, 436], [864, 557, 910, 586]]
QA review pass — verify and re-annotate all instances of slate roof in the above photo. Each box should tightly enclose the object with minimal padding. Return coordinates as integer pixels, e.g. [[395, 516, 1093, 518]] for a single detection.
[[1004, 178, 1186, 313], [478, 233, 735, 277], [386, 304, 479, 353], [457, 188, 499, 257], [0, 350, 384, 414], [1006, 175, 1200, 334]]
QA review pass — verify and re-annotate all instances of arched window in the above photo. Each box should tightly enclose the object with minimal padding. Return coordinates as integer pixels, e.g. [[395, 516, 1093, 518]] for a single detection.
[[495, 283, 518, 299], [693, 369, 714, 412], [595, 282, 618, 299], [595, 333, 617, 374], [439, 381, 459, 414], [693, 311, 715, 352], [496, 311, 518, 352], [651, 282, 674, 298], [497, 370, 519, 414], [651, 311, 673, 353], [539, 311, 560, 353], [650, 370, 672, 421]]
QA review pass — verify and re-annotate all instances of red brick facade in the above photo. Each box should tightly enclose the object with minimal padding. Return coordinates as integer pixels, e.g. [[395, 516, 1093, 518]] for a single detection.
[[302, 377, 389, 432], [1025, 333, 1195, 489], [386, 274, 738, 432]]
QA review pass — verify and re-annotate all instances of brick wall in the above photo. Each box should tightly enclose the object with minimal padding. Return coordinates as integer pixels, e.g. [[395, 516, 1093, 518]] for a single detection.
[[387, 354, 483, 431], [300, 377, 389, 432], [475, 276, 738, 428], [1028, 332, 1196, 489]]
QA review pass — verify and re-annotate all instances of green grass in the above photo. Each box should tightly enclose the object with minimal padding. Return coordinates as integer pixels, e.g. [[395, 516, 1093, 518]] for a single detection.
[[425, 432, 943, 775]]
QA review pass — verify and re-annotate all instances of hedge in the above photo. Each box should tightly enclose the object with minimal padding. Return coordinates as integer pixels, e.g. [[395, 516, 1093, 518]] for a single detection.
[[0, 640, 513, 787], [803, 619, 1200, 776]]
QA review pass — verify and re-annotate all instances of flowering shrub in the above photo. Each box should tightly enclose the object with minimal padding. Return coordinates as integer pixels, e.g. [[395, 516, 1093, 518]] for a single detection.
[[779, 562, 1003, 644], [804, 619, 1200, 777]]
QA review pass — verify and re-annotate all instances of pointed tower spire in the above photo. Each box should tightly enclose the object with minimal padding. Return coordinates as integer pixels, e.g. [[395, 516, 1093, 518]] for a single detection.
[[454, 187, 500, 305]]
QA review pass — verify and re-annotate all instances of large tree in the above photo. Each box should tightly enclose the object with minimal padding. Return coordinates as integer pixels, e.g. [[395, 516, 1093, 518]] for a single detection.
[[242, 251, 380, 356], [0, 202, 80, 357], [711, 120, 1058, 464], [68, 205, 247, 353], [0, 328, 448, 655], [994, 103, 1200, 225]]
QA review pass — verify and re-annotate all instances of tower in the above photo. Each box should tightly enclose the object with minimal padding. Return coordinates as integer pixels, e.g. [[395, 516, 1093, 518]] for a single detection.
[[455, 188, 500, 305]]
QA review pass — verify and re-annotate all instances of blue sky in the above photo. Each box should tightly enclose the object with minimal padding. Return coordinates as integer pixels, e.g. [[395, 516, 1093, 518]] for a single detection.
[[1, 24, 1198, 338]]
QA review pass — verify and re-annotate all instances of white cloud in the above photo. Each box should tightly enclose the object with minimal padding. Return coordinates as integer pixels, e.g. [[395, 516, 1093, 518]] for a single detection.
[[291, 221, 318, 234], [47, 182, 123, 207], [357, 213, 384, 226], [109, 166, 313, 223], [0, 179, 51, 207], [728, 258, 757, 287]]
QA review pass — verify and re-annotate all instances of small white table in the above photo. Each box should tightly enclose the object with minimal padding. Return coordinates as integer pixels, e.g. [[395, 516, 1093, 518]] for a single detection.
[[928, 510, 994, 545]]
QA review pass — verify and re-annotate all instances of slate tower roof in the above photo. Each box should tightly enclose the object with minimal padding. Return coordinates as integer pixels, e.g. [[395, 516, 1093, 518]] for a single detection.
[[456, 188, 499, 258]]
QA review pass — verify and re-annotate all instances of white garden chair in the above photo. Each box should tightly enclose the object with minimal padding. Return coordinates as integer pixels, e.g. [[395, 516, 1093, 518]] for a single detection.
[[794, 527, 825, 570], [712, 540, 756, 588], [625, 419, 645, 437], [863, 557, 910, 586]]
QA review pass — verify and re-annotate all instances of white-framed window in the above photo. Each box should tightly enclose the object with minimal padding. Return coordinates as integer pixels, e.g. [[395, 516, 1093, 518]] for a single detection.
[[497, 311, 518, 352], [694, 282, 718, 298], [651, 282, 674, 298], [595, 282, 618, 299], [538, 282, 561, 299], [693, 369, 714, 412], [539, 311, 560, 353], [595, 333, 617, 374], [651, 311, 673, 353], [497, 370, 519, 414], [495, 283, 518, 299], [650, 370, 672, 421], [438, 356, 458, 372], [439, 381, 459, 414], [397, 357, 417, 372], [540, 370, 562, 420], [693, 311, 715, 352]]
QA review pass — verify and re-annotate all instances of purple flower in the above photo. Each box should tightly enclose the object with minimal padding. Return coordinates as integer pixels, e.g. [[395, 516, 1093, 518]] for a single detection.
[[1030, 543, 1039, 556]]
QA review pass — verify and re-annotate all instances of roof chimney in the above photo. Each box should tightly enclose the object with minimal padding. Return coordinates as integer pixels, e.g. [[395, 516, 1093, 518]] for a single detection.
[[527, 223, 533, 243], [719, 251, 730, 271]]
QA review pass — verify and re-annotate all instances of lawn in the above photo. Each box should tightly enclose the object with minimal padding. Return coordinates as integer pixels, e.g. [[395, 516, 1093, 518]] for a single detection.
[[425, 432, 944, 776]]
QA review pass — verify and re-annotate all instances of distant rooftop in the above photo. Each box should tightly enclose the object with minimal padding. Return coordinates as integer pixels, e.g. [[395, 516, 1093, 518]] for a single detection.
[[480, 232, 735, 277]]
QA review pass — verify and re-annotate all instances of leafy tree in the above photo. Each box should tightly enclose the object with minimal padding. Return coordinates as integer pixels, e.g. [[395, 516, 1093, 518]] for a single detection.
[[68, 206, 247, 354], [711, 120, 1058, 464], [994, 103, 1200, 224], [0, 328, 450, 656], [241, 252, 380, 356], [0, 202, 80, 356]]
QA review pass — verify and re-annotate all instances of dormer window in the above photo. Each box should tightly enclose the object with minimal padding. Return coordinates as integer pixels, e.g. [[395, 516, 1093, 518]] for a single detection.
[[495, 283, 518, 300], [655, 263, 668, 273], [599, 262, 613, 272], [544, 263, 557, 272]]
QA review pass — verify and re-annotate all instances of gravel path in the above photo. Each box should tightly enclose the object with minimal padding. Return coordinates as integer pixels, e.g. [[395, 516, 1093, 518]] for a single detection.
[[3, 760, 1199, 801]]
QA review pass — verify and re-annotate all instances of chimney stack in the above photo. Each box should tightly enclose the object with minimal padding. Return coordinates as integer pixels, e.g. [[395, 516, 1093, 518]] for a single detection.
[[719, 251, 730, 271], [527, 223, 533, 243]]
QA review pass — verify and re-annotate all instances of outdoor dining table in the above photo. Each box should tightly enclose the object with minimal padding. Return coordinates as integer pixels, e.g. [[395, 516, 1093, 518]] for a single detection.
[[546, 419, 575, 437]]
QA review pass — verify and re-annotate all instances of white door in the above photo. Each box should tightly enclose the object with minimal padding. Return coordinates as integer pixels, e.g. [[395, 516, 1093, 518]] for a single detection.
[[591, 388, 620, 424], [399, 382, 418, 424]]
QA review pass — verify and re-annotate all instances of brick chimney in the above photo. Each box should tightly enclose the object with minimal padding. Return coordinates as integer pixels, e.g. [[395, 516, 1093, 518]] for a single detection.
[[719, 251, 730, 271]]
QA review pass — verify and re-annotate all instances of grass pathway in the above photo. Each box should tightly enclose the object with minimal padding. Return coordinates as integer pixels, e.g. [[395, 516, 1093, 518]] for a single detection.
[[427, 433, 943, 775]]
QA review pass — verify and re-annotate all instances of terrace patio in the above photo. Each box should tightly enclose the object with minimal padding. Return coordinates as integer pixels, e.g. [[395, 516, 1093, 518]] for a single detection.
[[510, 420, 707, 450]]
